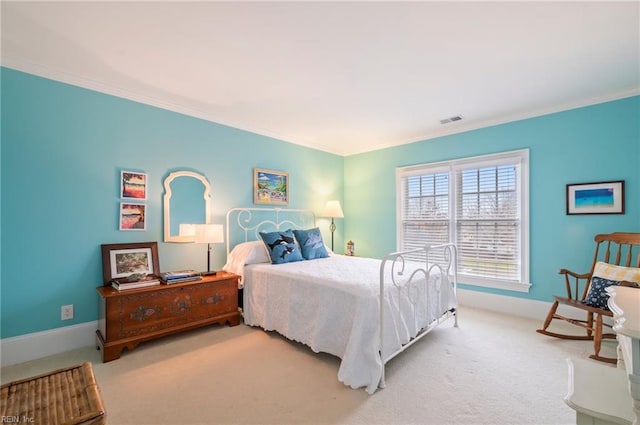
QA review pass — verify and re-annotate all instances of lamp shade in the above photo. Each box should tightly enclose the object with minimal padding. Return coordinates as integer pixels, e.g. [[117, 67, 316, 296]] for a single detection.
[[194, 224, 224, 244], [321, 200, 344, 218], [178, 223, 196, 237]]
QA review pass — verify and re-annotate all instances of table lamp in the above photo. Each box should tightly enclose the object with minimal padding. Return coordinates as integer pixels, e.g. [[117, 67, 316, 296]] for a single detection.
[[321, 200, 344, 252], [194, 223, 224, 276], [178, 223, 196, 241]]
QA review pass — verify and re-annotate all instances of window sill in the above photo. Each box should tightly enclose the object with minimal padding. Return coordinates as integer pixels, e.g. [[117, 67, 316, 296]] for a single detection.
[[458, 275, 532, 293]]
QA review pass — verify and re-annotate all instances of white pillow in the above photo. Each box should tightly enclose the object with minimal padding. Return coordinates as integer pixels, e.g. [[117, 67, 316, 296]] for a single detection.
[[242, 241, 271, 264], [222, 241, 271, 282]]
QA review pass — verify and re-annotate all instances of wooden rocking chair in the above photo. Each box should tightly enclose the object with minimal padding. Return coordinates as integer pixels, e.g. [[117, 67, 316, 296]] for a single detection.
[[536, 232, 640, 364]]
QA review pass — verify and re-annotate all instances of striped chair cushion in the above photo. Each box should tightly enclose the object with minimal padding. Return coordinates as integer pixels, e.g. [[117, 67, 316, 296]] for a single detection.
[[592, 262, 640, 282]]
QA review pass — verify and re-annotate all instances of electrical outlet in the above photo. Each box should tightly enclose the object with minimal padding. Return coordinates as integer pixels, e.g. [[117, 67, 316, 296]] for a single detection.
[[61, 304, 74, 320]]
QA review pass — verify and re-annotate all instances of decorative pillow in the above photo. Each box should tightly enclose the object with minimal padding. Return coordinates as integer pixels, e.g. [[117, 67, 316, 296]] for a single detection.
[[293, 228, 329, 260], [584, 276, 620, 309], [259, 229, 304, 264], [584, 262, 640, 310]]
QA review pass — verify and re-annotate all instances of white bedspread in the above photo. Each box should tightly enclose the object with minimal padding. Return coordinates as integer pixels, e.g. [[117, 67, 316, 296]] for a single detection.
[[242, 255, 457, 394]]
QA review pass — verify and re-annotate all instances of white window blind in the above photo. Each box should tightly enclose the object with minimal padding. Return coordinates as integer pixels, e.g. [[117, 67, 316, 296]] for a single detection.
[[397, 150, 530, 292], [456, 164, 520, 281], [400, 171, 450, 264]]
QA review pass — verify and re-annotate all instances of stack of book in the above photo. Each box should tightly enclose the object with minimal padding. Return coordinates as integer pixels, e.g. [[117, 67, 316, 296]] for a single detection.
[[111, 274, 161, 291], [160, 270, 202, 284]]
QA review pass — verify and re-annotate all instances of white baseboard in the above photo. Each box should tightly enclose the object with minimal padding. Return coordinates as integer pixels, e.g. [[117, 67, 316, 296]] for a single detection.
[[456, 288, 552, 320], [0, 321, 98, 367], [456, 288, 587, 323]]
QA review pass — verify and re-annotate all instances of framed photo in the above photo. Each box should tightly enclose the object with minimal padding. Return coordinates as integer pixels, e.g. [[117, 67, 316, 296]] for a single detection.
[[121, 170, 147, 200], [120, 202, 146, 230], [101, 242, 160, 284], [253, 168, 289, 205], [566, 180, 625, 215]]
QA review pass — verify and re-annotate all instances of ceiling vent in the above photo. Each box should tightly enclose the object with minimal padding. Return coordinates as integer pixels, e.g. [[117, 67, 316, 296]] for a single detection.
[[440, 115, 463, 125]]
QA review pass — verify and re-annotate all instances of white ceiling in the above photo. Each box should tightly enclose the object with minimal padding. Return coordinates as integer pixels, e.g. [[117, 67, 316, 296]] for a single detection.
[[2, 1, 639, 156]]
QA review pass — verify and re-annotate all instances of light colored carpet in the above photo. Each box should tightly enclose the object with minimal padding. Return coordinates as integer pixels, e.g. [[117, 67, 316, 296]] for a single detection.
[[0, 307, 617, 425]]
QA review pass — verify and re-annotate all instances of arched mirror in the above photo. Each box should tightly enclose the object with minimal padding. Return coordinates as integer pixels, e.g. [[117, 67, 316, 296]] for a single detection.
[[163, 171, 212, 243]]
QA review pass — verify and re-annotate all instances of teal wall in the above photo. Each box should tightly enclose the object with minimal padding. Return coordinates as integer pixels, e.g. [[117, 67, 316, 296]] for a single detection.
[[1, 66, 638, 340], [344, 96, 640, 301], [1, 68, 344, 338]]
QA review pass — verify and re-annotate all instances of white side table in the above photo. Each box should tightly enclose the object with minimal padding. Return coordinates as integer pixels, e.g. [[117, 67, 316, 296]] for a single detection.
[[565, 357, 634, 425], [607, 286, 640, 425]]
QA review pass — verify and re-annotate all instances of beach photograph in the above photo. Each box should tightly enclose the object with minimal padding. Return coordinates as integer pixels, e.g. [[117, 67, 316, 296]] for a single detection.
[[121, 171, 147, 199], [119, 202, 146, 230]]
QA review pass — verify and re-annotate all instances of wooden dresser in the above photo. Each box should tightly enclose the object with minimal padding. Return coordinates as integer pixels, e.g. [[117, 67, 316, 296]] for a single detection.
[[96, 271, 241, 362]]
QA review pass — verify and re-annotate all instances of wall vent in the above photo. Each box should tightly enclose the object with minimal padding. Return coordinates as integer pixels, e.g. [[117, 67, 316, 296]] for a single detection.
[[440, 115, 463, 124]]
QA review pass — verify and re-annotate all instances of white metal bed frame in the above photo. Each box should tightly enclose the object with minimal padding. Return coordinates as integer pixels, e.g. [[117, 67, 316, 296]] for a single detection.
[[225, 207, 458, 392], [379, 244, 458, 388], [225, 207, 316, 256]]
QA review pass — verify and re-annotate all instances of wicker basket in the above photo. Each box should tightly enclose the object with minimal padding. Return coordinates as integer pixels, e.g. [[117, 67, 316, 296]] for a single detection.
[[0, 362, 106, 425]]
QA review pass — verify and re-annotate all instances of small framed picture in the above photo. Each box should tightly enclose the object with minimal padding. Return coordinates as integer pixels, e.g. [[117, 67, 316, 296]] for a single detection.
[[566, 180, 625, 215], [254, 168, 289, 205], [101, 242, 160, 284], [121, 171, 147, 200], [120, 202, 146, 230]]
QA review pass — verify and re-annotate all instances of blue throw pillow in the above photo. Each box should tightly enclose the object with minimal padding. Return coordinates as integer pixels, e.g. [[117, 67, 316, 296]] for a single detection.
[[259, 229, 304, 264], [293, 228, 329, 260], [584, 276, 620, 310]]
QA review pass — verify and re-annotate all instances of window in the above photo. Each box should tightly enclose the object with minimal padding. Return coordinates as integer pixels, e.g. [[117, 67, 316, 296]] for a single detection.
[[397, 149, 530, 292]]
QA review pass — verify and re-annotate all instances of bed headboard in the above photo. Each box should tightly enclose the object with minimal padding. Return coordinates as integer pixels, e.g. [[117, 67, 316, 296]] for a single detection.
[[225, 207, 316, 255]]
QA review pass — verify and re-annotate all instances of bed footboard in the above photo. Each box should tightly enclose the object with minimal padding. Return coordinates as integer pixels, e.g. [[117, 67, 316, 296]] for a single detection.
[[378, 243, 458, 389]]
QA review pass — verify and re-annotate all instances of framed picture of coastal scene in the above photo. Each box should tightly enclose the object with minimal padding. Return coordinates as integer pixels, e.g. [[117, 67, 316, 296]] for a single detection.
[[566, 180, 624, 215], [121, 170, 147, 200], [253, 168, 289, 205], [119, 202, 146, 230]]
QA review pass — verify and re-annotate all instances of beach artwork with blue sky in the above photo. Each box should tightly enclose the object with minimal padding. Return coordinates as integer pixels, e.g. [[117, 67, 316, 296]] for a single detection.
[[575, 188, 614, 208], [255, 169, 288, 205]]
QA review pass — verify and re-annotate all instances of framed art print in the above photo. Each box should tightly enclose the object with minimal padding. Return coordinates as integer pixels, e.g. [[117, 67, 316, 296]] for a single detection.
[[119, 202, 146, 230], [566, 180, 625, 215], [253, 168, 289, 205], [121, 170, 147, 200], [100, 241, 160, 284]]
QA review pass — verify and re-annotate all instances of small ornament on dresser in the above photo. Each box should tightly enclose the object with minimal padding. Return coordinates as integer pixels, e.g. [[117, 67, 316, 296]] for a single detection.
[[346, 240, 355, 256]]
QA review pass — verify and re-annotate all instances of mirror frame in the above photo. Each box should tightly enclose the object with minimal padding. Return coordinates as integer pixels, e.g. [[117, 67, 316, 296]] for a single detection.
[[163, 170, 212, 243]]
